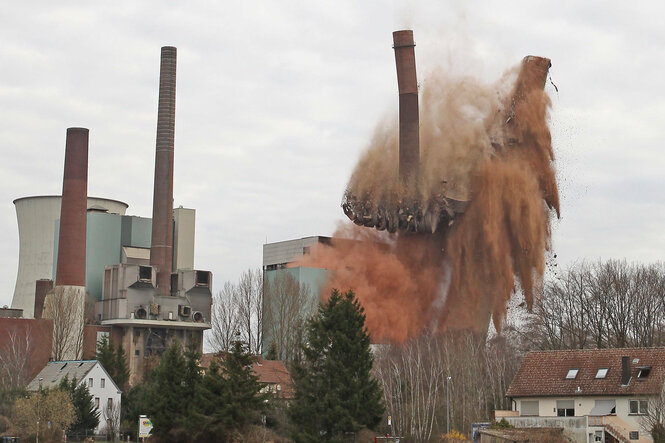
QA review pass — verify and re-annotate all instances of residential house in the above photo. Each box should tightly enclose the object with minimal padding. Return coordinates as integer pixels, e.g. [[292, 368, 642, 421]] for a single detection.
[[27, 360, 122, 436], [502, 348, 665, 443], [200, 353, 295, 399]]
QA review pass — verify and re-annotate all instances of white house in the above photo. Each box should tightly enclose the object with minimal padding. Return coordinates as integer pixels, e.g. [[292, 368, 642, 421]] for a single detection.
[[27, 360, 122, 436], [502, 348, 665, 443]]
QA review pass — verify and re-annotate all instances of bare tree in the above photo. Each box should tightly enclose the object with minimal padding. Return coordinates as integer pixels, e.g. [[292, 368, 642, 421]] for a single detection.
[[42, 286, 85, 360], [263, 271, 315, 362], [526, 260, 665, 351], [210, 281, 241, 352], [210, 268, 264, 354], [236, 268, 263, 355], [102, 399, 122, 441], [0, 324, 32, 390], [374, 332, 445, 442], [373, 331, 521, 441]]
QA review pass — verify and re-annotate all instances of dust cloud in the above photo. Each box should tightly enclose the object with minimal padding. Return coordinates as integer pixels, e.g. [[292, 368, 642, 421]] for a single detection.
[[300, 56, 559, 343]]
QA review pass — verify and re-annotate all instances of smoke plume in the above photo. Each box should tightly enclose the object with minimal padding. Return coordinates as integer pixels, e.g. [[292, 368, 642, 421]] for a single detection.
[[301, 57, 559, 343]]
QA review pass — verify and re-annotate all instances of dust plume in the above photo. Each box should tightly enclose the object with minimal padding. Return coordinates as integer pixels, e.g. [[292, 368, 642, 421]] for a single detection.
[[301, 56, 559, 343]]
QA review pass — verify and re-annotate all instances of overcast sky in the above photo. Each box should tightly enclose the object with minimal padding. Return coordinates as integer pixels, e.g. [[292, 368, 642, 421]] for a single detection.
[[1, 1, 664, 308]]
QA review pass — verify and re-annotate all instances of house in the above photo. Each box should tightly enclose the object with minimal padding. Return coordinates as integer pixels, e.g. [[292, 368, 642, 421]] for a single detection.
[[502, 348, 665, 443], [200, 353, 295, 399], [27, 360, 122, 436]]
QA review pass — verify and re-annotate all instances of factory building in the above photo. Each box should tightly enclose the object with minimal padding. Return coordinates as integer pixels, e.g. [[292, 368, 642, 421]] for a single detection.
[[7, 45, 212, 384], [261, 236, 329, 355]]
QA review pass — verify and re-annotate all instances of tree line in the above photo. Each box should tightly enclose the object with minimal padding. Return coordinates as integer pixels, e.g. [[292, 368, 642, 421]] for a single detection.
[[522, 259, 665, 350]]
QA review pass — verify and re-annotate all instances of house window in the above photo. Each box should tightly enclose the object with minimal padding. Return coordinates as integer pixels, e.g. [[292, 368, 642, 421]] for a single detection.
[[637, 367, 651, 379], [629, 399, 648, 415], [94, 397, 100, 408], [556, 400, 575, 416], [595, 368, 608, 379], [520, 400, 539, 416], [101, 378, 105, 388], [629, 431, 639, 440], [107, 398, 113, 411], [88, 378, 93, 388], [565, 369, 579, 379]]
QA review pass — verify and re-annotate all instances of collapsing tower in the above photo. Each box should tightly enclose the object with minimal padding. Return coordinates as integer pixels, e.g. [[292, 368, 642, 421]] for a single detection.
[[342, 30, 466, 234], [342, 30, 551, 235]]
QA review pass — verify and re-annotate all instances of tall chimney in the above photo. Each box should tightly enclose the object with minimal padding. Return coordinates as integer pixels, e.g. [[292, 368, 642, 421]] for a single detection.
[[150, 46, 177, 297], [393, 30, 420, 189], [621, 356, 631, 385], [55, 127, 89, 286]]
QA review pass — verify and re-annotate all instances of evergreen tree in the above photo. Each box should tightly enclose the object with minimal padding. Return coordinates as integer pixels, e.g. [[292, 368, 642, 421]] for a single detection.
[[191, 341, 269, 442], [96, 336, 115, 375], [114, 343, 130, 390], [289, 289, 384, 442], [144, 341, 189, 441], [266, 341, 278, 360], [96, 335, 129, 392], [59, 376, 100, 438]]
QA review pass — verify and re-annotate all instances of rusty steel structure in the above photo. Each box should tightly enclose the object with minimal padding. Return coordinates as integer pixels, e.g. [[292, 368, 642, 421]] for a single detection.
[[150, 46, 177, 297], [55, 127, 89, 286]]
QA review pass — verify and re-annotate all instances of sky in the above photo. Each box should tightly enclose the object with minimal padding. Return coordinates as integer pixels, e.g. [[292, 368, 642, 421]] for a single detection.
[[1, 1, 664, 308]]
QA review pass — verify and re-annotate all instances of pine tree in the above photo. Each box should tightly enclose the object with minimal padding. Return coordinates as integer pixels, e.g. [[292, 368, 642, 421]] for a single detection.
[[96, 336, 115, 375], [145, 341, 189, 441], [96, 335, 130, 392], [289, 289, 384, 442], [190, 341, 269, 442], [114, 343, 130, 390], [59, 376, 100, 438]]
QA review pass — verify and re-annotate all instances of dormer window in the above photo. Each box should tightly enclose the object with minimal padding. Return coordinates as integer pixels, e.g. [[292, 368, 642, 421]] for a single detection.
[[566, 369, 579, 379], [595, 368, 609, 379], [637, 367, 651, 379]]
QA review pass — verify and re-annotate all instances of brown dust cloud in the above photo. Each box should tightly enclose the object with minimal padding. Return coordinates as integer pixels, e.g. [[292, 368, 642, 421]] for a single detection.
[[299, 56, 560, 343]]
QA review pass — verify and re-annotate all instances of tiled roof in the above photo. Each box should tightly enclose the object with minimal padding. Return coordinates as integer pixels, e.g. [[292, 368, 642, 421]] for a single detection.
[[200, 353, 295, 399], [27, 360, 97, 390], [506, 348, 665, 398]]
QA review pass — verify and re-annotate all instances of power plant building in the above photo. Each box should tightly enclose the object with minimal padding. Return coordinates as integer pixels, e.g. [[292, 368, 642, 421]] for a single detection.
[[7, 45, 213, 384], [262, 236, 329, 354]]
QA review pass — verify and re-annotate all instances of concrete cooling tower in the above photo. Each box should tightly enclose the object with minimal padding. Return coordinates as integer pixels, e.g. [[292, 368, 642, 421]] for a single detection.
[[12, 195, 128, 317]]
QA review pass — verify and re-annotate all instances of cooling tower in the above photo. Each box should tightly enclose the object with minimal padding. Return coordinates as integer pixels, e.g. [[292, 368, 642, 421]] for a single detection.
[[11, 196, 128, 318]]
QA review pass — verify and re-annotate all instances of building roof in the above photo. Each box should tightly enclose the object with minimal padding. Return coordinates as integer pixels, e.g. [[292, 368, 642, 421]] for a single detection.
[[507, 347, 665, 398], [26, 360, 118, 392], [200, 353, 295, 399]]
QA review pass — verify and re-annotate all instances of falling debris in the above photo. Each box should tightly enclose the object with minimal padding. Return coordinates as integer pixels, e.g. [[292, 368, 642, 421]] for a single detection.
[[302, 31, 560, 342]]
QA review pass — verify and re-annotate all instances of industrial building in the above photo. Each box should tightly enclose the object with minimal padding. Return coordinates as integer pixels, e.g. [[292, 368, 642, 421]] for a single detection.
[[261, 236, 329, 355], [6, 46, 212, 384]]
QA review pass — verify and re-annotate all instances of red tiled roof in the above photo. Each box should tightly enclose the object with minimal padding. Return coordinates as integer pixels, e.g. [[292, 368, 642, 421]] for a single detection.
[[506, 347, 665, 398], [199, 353, 295, 399]]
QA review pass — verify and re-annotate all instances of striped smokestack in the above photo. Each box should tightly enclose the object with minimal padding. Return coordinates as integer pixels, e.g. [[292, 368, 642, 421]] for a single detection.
[[393, 30, 420, 189], [55, 127, 88, 286], [150, 46, 177, 297]]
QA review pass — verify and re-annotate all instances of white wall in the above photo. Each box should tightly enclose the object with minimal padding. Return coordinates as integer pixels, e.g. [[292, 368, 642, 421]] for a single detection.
[[77, 362, 122, 435]]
